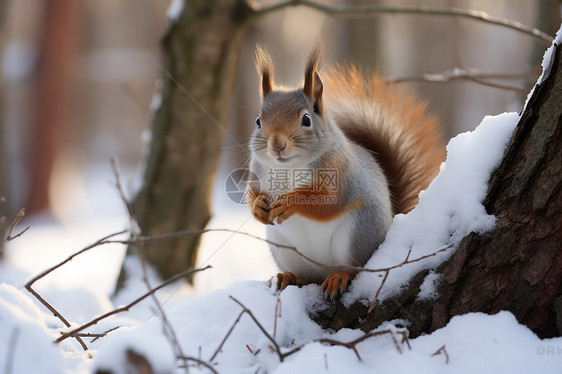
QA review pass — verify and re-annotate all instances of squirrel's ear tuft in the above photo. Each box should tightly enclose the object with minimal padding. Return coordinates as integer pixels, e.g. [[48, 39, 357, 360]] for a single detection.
[[303, 43, 324, 115], [255, 44, 274, 100]]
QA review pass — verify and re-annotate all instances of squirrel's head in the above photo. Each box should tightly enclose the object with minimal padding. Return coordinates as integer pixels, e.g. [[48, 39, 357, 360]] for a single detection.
[[252, 44, 330, 168]]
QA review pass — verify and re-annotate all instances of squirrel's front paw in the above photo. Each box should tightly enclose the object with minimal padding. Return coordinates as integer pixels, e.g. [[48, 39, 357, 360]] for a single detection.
[[250, 192, 272, 225], [269, 194, 296, 224], [322, 271, 356, 300]]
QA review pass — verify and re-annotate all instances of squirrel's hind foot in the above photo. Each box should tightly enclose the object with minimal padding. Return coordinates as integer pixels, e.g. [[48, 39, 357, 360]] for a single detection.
[[270, 272, 307, 290], [322, 271, 356, 301]]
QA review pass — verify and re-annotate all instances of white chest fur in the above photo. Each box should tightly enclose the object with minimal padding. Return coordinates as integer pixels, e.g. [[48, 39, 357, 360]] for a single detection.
[[266, 211, 355, 283]]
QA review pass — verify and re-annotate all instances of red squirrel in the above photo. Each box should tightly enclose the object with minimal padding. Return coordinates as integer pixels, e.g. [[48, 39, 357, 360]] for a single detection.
[[248, 44, 444, 299]]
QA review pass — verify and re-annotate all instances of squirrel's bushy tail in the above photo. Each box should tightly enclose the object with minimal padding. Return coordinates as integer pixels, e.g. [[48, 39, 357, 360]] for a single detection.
[[324, 66, 445, 214]]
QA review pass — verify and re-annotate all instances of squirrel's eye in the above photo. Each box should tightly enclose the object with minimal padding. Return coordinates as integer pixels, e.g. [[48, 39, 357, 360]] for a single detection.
[[256, 117, 261, 129], [301, 113, 311, 127]]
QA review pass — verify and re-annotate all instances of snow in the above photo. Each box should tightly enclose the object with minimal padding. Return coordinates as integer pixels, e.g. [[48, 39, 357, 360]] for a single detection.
[[416, 271, 440, 301], [0, 284, 65, 374], [523, 23, 562, 110], [348, 112, 519, 305], [90, 283, 562, 374], [166, 0, 184, 22], [1, 22, 561, 374]]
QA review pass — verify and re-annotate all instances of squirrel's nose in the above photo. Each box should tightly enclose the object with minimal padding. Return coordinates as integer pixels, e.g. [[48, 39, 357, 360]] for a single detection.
[[270, 136, 287, 153]]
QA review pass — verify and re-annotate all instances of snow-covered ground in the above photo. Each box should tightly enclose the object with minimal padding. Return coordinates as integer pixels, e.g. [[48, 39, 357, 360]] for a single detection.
[[2, 23, 561, 374]]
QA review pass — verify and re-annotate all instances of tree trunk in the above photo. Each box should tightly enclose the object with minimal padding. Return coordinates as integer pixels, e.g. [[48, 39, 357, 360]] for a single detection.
[[315, 43, 562, 339], [27, 0, 78, 214], [0, 2, 6, 250], [123, 1, 252, 281]]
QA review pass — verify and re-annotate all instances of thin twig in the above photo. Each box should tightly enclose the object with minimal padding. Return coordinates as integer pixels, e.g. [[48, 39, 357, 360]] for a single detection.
[[209, 310, 246, 362], [390, 332, 402, 354], [212, 296, 410, 365], [89, 326, 122, 343], [247, 1, 553, 43], [112, 223, 451, 319], [24, 286, 88, 350], [316, 338, 362, 360], [283, 328, 409, 360], [24, 230, 127, 351], [5, 208, 30, 240], [228, 296, 284, 362], [4, 328, 20, 374], [112, 159, 191, 372], [367, 246, 454, 314], [110, 158, 139, 234], [463, 75, 527, 92], [0, 208, 30, 253], [110, 231, 453, 276], [398, 330, 411, 350], [432, 344, 450, 364], [368, 270, 390, 314], [26, 230, 128, 287], [387, 68, 534, 92], [27, 236, 127, 352], [54, 266, 210, 344], [273, 296, 281, 339], [178, 357, 219, 374]]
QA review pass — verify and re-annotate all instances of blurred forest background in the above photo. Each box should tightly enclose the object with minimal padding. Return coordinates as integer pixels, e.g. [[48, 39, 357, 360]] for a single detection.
[[0, 0, 559, 238]]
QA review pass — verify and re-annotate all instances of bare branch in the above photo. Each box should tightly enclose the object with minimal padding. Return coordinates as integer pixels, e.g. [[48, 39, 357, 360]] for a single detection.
[[367, 245, 453, 314], [84, 326, 122, 343], [283, 328, 410, 360], [54, 266, 210, 344], [247, 1, 553, 44], [23, 230, 128, 351], [177, 357, 219, 374], [216, 295, 410, 366], [368, 270, 390, 314], [25, 285, 88, 350], [110, 158, 139, 234], [387, 68, 537, 92], [112, 230, 452, 278], [0, 208, 30, 254], [228, 296, 285, 361], [273, 296, 281, 339], [432, 344, 450, 364], [399, 330, 411, 351], [366, 244, 454, 274], [112, 160, 190, 372], [209, 309, 246, 362], [26, 230, 128, 288]]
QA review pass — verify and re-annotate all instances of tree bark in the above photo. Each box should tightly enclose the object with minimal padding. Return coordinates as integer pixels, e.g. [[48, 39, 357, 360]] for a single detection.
[[124, 1, 253, 281], [314, 43, 562, 339]]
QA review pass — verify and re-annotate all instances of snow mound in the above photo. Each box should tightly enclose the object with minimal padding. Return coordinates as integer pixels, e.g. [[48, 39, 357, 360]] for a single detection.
[[91, 281, 562, 374], [348, 112, 519, 305], [0, 284, 64, 374]]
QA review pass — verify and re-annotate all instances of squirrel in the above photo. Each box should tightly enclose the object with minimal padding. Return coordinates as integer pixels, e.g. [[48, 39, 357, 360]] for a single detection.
[[248, 44, 444, 300]]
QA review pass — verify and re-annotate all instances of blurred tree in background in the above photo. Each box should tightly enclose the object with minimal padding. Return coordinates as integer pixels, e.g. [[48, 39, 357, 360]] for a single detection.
[[0, 2, 6, 250], [26, 0, 79, 214], [121, 0, 252, 282]]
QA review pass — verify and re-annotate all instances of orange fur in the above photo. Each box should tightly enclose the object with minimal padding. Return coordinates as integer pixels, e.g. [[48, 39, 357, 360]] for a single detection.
[[268, 150, 363, 223], [269, 189, 364, 224], [322, 271, 356, 300], [324, 66, 444, 214]]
